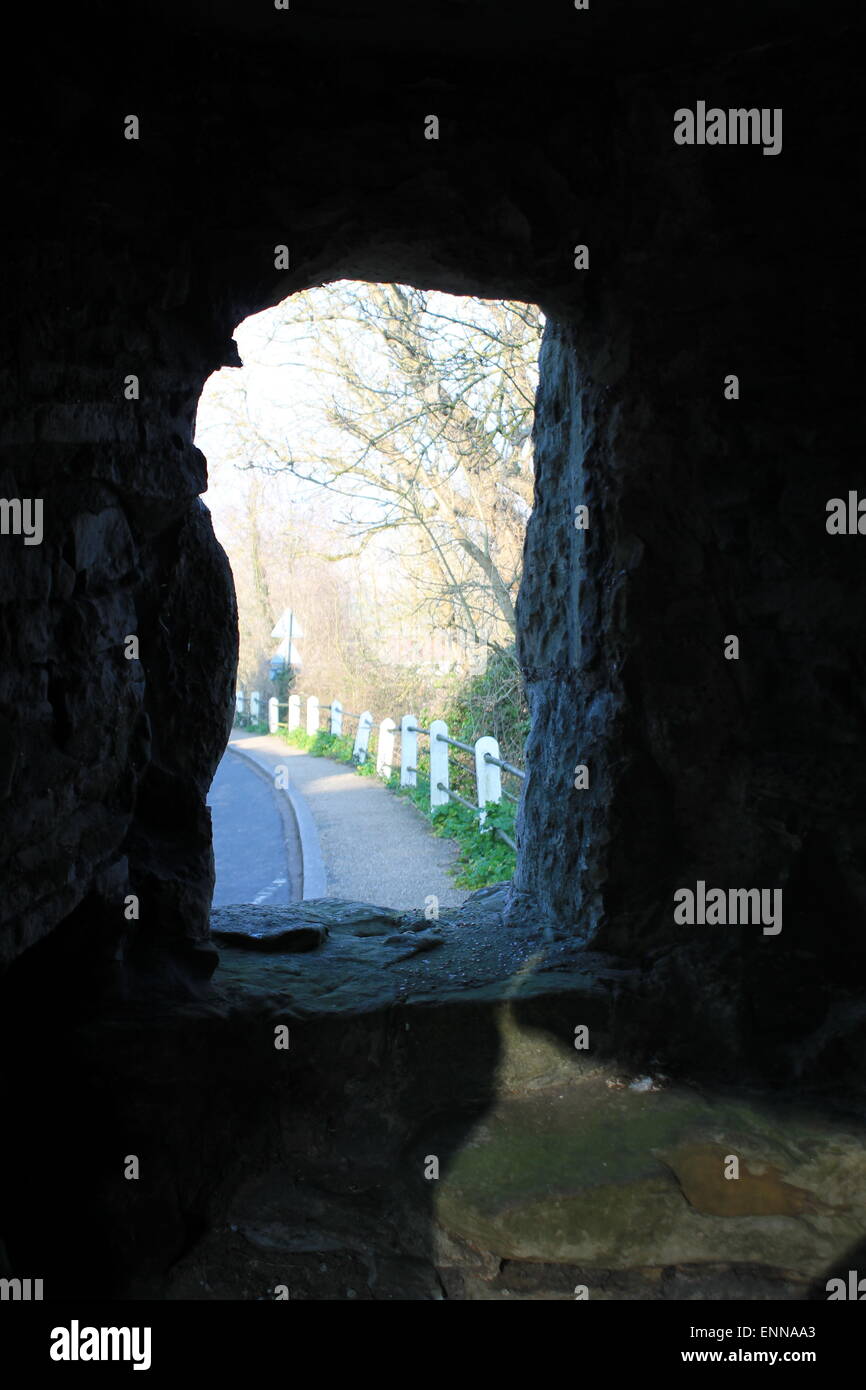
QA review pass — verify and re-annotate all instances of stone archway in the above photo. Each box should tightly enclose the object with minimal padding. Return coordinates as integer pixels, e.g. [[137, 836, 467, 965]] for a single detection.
[[0, 1, 862, 1065]]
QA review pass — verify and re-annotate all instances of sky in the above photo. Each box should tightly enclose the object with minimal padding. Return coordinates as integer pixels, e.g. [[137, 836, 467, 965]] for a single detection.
[[194, 291, 334, 536], [194, 282, 542, 543]]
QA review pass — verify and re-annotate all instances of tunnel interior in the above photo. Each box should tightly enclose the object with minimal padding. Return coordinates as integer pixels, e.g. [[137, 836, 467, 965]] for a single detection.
[[0, 1, 864, 1302]]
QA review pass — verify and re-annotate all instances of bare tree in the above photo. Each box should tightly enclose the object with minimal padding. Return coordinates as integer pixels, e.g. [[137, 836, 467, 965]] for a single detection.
[[223, 283, 543, 652]]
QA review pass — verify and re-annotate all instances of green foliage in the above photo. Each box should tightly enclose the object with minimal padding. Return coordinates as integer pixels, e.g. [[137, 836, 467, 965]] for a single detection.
[[312, 730, 355, 760], [406, 647, 528, 804], [278, 727, 355, 760], [278, 727, 315, 751], [425, 798, 516, 889], [441, 648, 528, 768]]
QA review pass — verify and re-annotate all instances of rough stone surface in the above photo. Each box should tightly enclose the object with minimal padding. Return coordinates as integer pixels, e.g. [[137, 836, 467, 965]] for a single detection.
[[432, 1080, 866, 1275], [2, 897, 863, 1300], [210, 909, 327, 953]]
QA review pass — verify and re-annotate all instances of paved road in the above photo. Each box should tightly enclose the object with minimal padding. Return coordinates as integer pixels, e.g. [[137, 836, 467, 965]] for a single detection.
[[207, 749, 298, 906], [229, 732, 466, 913]]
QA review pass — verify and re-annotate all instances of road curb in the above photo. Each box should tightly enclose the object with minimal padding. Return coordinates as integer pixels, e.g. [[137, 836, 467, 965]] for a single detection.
[[227, 739, 328, 901]]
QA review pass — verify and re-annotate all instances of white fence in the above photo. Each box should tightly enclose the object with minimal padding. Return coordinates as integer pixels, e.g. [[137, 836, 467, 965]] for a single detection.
[[234, 688, 523, 849]]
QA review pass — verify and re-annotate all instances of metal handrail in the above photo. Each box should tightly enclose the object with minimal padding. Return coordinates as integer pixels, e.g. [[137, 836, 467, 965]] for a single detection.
[[483, 751, 526, 780], [436, 733, 475, 754], [437, 784, 517, 849], [241, 694, 526, 809], [436, 783, 477, 812]]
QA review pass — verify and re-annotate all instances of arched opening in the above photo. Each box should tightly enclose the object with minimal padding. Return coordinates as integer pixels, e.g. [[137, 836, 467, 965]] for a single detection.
[[197, 281, 543, 917]]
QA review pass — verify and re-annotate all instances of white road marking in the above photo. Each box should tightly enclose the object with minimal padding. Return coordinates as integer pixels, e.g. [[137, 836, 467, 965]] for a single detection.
[[252, 876, 288, 905]]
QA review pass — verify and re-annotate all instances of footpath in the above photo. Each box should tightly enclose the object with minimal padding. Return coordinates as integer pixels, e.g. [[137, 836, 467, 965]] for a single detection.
[[228, 731, 466, 913]]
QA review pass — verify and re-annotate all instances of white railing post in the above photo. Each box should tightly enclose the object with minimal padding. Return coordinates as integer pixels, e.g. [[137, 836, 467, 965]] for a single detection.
[[429, 719, 449, 809], [288, 694, 301, 731], [401, 714, 418, 789], [268, 697, 279, 734], [377, 718, 396, 779], [251, 690, 261, 723], [475, 735, 502, 829], [330, 698, 343, 737], [306, 695, 320, 737], [353, 710, 373, 764], [235, 690, 245, 720]]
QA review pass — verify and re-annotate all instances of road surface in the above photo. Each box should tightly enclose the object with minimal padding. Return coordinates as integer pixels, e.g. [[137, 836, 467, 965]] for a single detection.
[[207, 748, 299, 906]]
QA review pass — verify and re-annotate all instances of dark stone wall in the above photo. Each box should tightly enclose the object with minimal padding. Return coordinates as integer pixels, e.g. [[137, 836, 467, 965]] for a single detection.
[[512, 34, 865, 1053], [0, 3, 862, 1024]]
